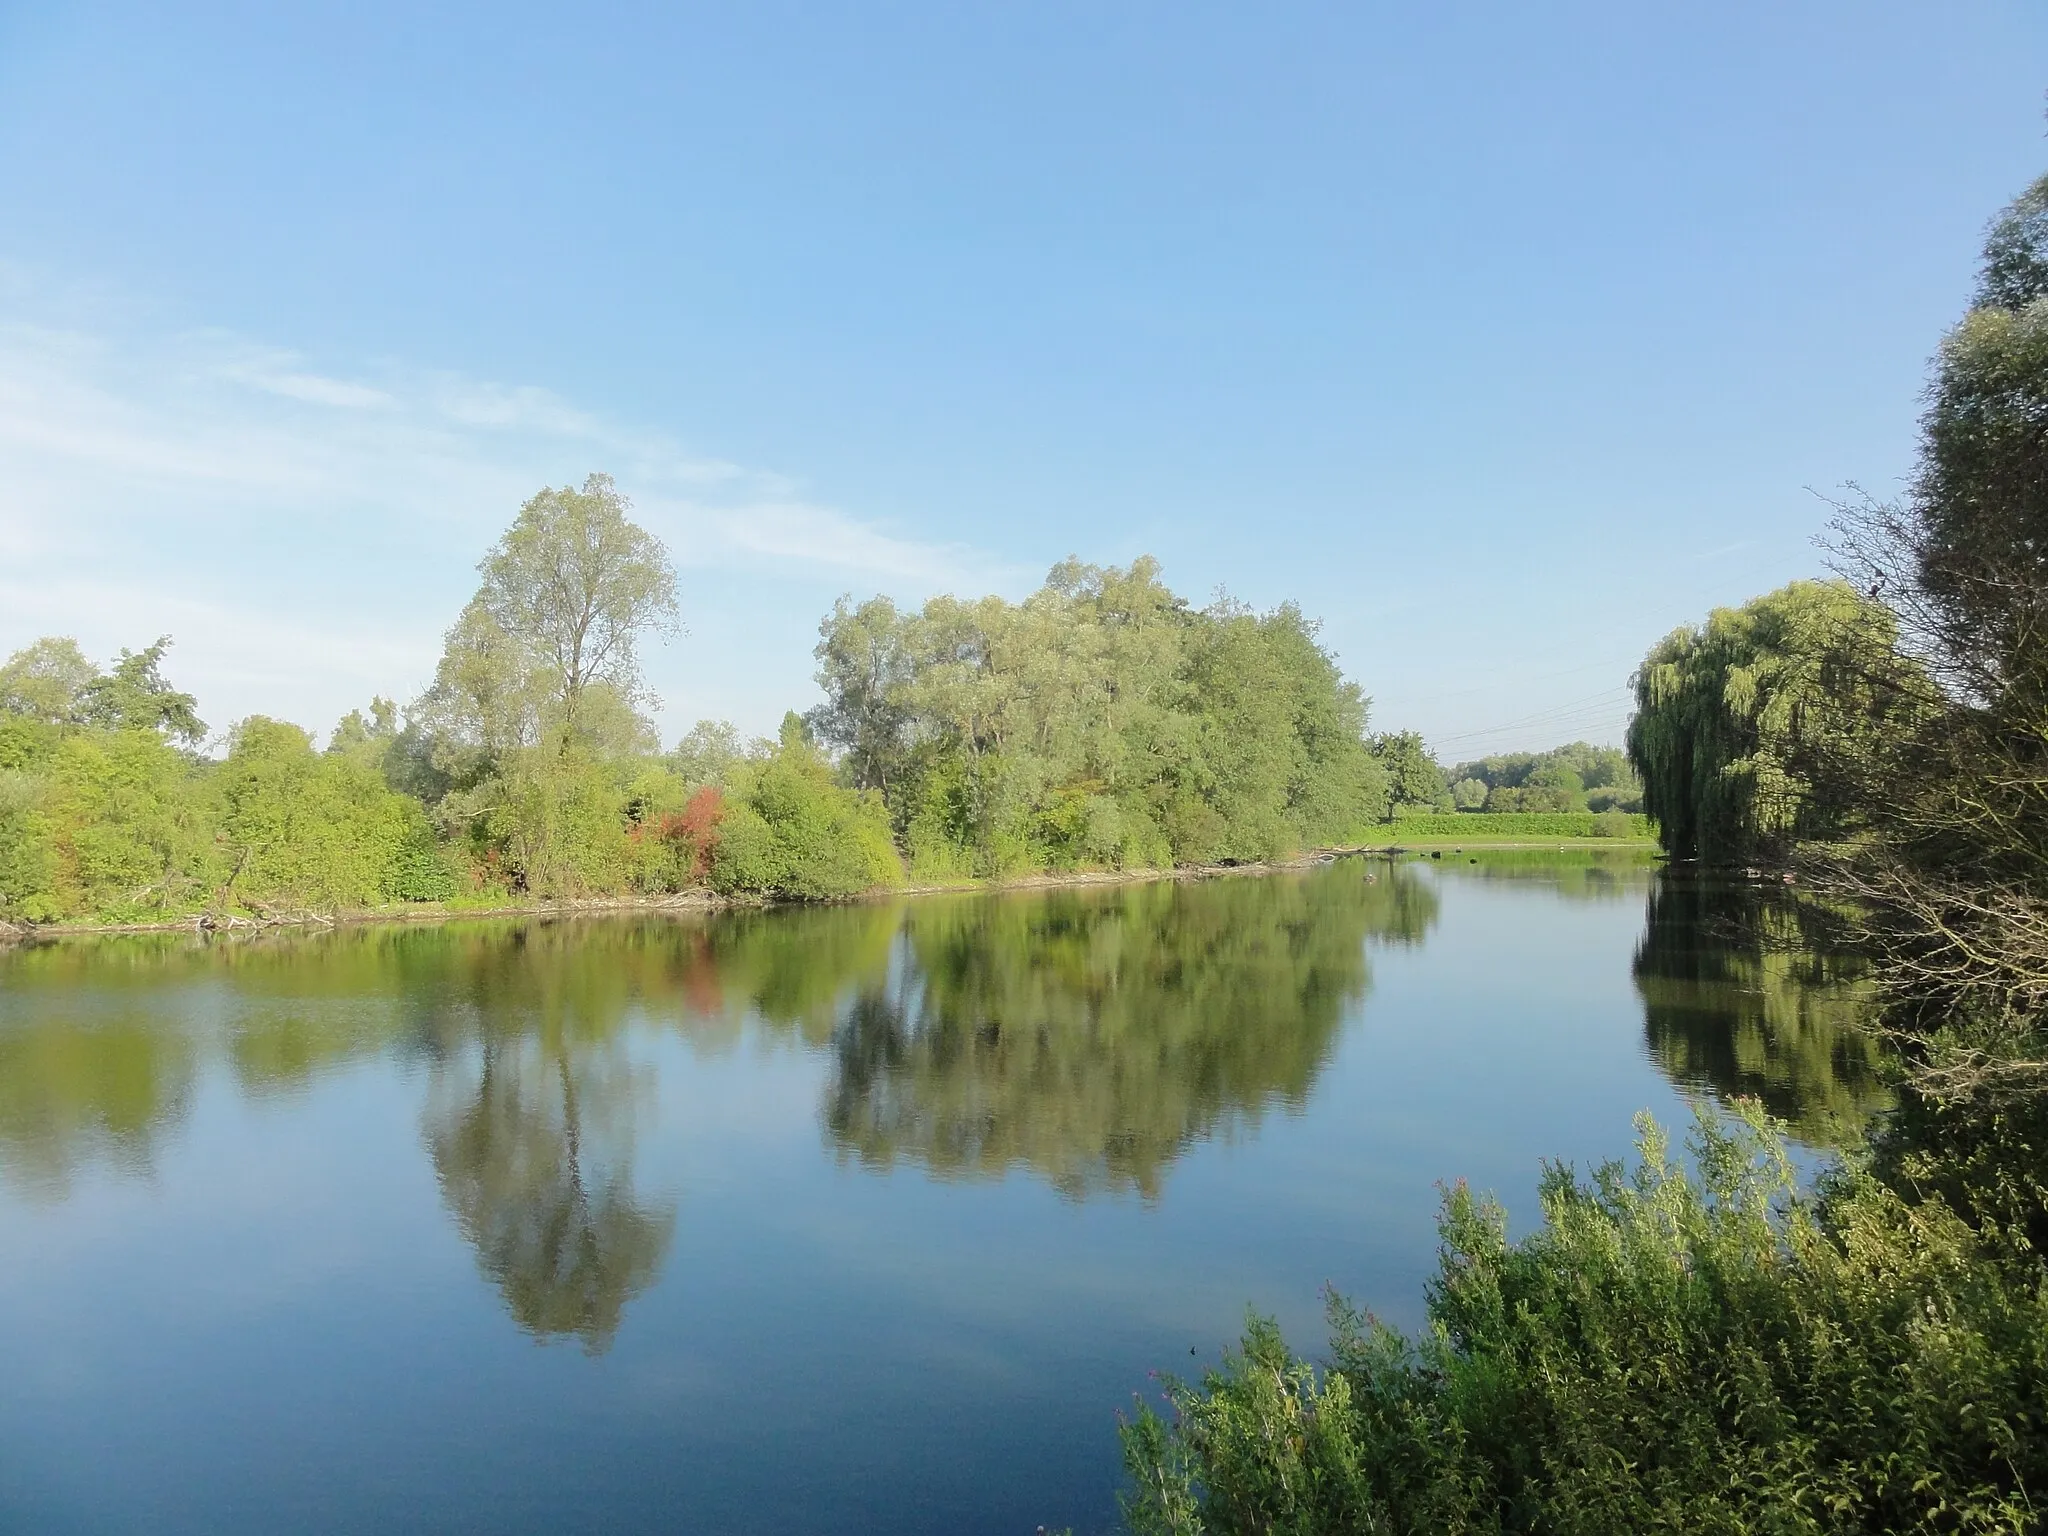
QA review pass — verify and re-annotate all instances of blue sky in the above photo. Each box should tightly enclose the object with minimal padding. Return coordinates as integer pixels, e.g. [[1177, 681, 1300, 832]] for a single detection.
[[0, 2, 2042, 756]]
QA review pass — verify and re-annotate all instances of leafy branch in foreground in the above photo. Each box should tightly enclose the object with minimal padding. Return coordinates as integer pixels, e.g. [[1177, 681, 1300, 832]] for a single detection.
[[1121, 1106, 2048, 1536]]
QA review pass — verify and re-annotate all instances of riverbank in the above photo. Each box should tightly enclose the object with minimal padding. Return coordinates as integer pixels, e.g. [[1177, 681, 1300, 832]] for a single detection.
[[0, 842, 1670, 945], [0, 847, 1386, 943]]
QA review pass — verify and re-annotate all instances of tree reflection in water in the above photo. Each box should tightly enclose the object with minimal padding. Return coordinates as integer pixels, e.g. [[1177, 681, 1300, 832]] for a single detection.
[[20, 859, 1915, 1358], [1633, 873, 1893, 1147], [424, 1031, 673, 1354], [816, 867, 1438, 1198], [0, 1007, 196, 1200]]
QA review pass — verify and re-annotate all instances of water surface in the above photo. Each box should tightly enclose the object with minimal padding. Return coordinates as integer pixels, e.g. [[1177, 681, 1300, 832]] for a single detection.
[[0, 855, 1884, 1535]]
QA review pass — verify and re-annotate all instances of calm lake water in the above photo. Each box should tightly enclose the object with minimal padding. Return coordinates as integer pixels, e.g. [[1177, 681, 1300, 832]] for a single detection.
[[0, 853, 1886, 1536]]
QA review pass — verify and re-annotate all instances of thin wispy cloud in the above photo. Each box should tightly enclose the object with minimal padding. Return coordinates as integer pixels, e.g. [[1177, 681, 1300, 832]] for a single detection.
[[0, 296, 1014, 738]]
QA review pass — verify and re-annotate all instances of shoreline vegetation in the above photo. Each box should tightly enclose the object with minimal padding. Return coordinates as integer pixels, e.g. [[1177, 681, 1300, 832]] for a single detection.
[[0, 838, 1661, 944], [0, 473, 1652, 940]]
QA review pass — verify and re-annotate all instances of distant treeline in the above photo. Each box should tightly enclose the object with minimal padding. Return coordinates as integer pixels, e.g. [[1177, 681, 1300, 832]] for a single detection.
[[0, 485, 1490, 925], [1445, 741, 1644, 815]]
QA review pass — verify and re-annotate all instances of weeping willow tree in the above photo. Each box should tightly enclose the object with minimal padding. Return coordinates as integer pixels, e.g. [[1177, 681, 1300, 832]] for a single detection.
[[1625, 580, 1916, 864]]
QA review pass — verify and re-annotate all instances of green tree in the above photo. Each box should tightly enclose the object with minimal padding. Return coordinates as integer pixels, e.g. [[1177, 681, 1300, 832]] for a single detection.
[[1625, 580, 1909, 863], [0, 637, 99, 724], [1370, 730, 1448, 815], [1450, 742, 1641, 814], [474, 472, 679, 732], [668, 718, 744, 787], [78, 637, 205, 745], [406, 476, 682, 894], [812, 559, 1387, 875], [327, 696, 399, 766], [808, 594, 914, 795]]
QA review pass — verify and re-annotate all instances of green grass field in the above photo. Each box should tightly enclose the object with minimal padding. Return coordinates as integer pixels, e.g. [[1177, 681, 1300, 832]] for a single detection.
[[1350, 811, 1656, 845]]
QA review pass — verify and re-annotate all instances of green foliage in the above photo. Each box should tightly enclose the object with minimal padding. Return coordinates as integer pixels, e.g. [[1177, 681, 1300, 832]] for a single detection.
[[40, 728, 216, 920], [0, 637, 98, 725], [79, 637, 206, 745], [0, 504, 1404, 921], [1450, 743, 1641, 815], [668, 718, 745, 788], [810, 559, 1389, 876], [0, 766, 60, 921], [1121, 1107, 2048, 1536], [483, 743, 638, 898], [1914, 172, 2048, 671], [216, 717, 438, 911], [0, 639, 219, 921], [1370, 731, 1450, 813], [382, 819, 460, 902], [1357, 813, 1652, 842], [711, 734, 904, 900], [1625, 581, 1914, 863], [474, 471, 679, 721]]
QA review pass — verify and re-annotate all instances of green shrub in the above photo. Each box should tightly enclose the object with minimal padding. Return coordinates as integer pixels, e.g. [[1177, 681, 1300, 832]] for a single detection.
[[1120, 1107, 2048, 1536], [1589, 809, 1632, 839], [44, 728, 216, 919], [485, 744, 635, 898], [711, 741, 904, 900], [0, 768, 60, 921], [381, 813, 460, 902], [217, 718, 417, 911]]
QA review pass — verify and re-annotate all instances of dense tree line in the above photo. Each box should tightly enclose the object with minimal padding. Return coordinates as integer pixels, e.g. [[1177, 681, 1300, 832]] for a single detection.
[[0, 476, 902, 921], [807, 559, 1429, 877], [0, 487, 1430, 925], [1446, 741, 1642, 815], [1120, 167, 2048, 1535]]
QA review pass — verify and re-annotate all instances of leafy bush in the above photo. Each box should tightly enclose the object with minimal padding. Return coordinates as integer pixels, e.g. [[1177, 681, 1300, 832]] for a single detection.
[[381, 815, 460, 902], [485, 744, 637, 898], [217, 717, 418, 911], [626, 784, 723, 891], [1121, 1107, 2048, 1536], [712, 739, 904, 899], [43, 728, 216, 919], [0, 768, 60, 921]]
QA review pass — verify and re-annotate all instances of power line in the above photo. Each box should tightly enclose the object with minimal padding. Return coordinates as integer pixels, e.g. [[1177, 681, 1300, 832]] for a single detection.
[[1426, 686, 1634, 749]]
